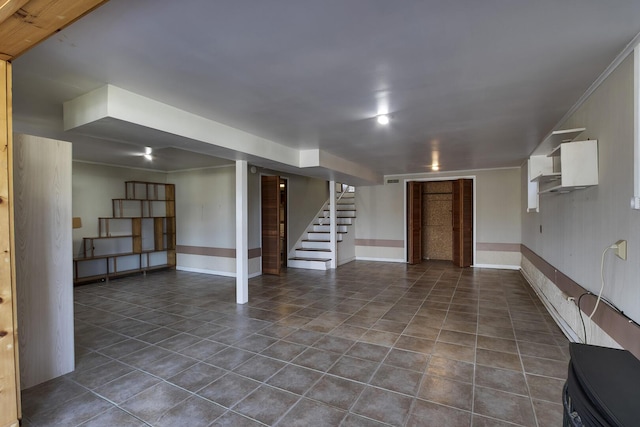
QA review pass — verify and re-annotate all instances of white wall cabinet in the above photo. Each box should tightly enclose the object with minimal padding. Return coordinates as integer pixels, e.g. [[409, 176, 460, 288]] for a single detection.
[[532, 140, 599, 194], [527, 126, 598, 206]]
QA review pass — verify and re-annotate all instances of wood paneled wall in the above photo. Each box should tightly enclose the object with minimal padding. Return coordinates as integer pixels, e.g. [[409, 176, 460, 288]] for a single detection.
[[13, 134, 73, 389]]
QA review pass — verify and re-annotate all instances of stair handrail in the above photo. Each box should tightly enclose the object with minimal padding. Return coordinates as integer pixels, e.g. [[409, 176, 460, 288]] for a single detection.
[[319, 183, 353, 225]]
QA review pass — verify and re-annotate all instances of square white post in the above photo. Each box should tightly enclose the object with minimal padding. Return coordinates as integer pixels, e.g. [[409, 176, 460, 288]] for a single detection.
[[236, 160, 249, 303], [329, 180, 337, 269]]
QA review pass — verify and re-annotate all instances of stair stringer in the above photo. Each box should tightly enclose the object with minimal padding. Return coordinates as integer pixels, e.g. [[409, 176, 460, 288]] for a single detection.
[[288, 190, 356, 270], [288, 199, 331, 261]]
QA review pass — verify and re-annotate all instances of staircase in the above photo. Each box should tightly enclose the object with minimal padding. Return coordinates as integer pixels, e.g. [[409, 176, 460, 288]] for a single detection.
[[288, 185, 355, 270]]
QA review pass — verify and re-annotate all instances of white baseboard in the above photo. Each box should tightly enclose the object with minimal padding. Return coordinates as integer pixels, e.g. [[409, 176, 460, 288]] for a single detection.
[[176, 266, 261, 279], [355, 257, 405, 263], [473, 263, 520, 270]]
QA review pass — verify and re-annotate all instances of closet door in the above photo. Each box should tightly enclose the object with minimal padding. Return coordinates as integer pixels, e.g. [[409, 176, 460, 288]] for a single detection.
[[452, 179, 473, 267], [407, 181, 422, 264], [261, 175, 280, 275]]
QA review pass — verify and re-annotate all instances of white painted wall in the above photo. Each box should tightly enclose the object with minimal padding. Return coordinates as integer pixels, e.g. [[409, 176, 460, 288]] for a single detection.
[[170, 166, 235, 248], [14, 134, 74, 388], [356, 168, 522, 266], [72, 161, 328, 278], [338, 222, 356, 265], [521, 53, 640, 330], [72, 162, 166, 256], [168, 166, 239, 275], [280, 172, 329, 250], [168, 165, 327, 276]]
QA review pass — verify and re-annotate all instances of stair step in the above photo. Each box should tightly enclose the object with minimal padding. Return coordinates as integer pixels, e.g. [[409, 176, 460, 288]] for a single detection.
[[322, 209, 356, 218], [289, 256, 331, 262], [294, 248, 332, 259], [315, 217, 353, 226], [288, 257, 331, 270], [329, 203, 356, 209], [307, 232, 344, 241], [312, 225, 348, 233], [301, 240, 331, 250]]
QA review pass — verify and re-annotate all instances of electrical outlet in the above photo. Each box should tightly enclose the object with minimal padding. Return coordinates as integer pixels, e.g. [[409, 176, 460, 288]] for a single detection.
[[614, 240, 627, 260]]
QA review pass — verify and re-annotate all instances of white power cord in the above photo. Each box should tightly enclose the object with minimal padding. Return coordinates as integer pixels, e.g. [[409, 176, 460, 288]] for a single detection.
[[589, 244, 616, 319]]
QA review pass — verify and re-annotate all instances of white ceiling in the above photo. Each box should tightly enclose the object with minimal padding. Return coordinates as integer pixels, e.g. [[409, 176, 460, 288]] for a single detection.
[[10, 0, 640, 182]]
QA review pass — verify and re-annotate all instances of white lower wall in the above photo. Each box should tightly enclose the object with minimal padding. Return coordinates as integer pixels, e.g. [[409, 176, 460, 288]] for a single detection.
[[521, 256, 620, 347], [475, 250, 521, 269], [176, 253, 261, 277], [355, 245, 405, 262], [177, 253, 236, 276], [337, 226, 355, 266]]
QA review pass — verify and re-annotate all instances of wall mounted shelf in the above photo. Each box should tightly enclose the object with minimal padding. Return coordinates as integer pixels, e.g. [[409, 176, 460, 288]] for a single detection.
[[527, 128, 598, 211]]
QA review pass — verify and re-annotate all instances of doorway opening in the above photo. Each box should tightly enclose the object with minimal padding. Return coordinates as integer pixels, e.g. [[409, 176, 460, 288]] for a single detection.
[[261, 175, 288, 275], [407, 178, 474, 267]]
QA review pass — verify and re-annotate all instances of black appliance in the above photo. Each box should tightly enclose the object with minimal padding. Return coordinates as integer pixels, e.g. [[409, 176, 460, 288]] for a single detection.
[[564, 343, 640, 426]]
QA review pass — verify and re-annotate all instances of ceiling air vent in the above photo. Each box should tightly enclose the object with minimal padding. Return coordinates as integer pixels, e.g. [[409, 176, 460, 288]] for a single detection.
[[387, 179, 399, 184]]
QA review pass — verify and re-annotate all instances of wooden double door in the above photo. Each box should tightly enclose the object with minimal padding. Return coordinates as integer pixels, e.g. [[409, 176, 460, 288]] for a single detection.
[[407, 179, 473, 267], [261, 176, 287, 275]]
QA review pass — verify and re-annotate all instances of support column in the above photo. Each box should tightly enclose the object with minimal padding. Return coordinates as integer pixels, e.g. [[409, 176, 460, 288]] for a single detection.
[[0, 59, 20, 427], [235, 160, 249, 304], [329, 180, 337, 269]]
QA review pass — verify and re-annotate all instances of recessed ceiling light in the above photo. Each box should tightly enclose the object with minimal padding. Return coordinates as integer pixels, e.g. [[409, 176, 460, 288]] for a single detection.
[[432, 164, 439, 171], [143, 154, 152, 161], [376, 114, 390, 125], [145, 146, 152, 155]]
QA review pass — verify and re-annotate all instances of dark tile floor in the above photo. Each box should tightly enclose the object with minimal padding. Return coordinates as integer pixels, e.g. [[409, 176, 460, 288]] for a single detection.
[[21, 261, 569, 426]]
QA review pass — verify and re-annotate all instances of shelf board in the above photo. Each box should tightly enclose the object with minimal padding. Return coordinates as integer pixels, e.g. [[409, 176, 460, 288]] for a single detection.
[[74, 251, 140, 261], [539, 184, 591, 195], [538, 184, 562, 194], [530, 172, 561, 183], [112, 198, 171, 202], [83, 234, 134, 240], [531, 127, 586, 156]]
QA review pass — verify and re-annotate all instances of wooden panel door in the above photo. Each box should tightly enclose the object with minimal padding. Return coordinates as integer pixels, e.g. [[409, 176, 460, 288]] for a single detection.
[[407, 181, 422, 264], [261, 175, 280, 275], [452, 179, 473, 267]]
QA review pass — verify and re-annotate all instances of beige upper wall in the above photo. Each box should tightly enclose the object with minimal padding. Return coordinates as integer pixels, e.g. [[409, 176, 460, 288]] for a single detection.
[[522, 53, 640, 323], [356, 168, 522, 257], [169, 166, 237, 249]]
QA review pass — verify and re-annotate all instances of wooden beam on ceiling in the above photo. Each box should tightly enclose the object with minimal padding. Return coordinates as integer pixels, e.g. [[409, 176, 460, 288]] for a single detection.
[[0, 0, 109, 61], [0, 0, 30, 25]]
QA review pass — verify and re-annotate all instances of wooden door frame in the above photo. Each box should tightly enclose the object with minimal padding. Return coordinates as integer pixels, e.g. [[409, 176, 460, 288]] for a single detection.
[[403, 176, 476, 265], [259, 173, 288, 274], [406, 181, 423, 264], [279, 177, 288, 269]]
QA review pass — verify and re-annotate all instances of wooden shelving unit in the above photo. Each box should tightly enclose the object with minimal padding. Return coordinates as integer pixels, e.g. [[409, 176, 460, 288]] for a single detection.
[[73, 181, 176, 285]]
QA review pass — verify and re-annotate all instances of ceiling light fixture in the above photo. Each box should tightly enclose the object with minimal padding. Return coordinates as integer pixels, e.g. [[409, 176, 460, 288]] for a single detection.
[[143, 146, 152, 160], [376, 114, 390, 125], [431, 164, 440, 171]]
